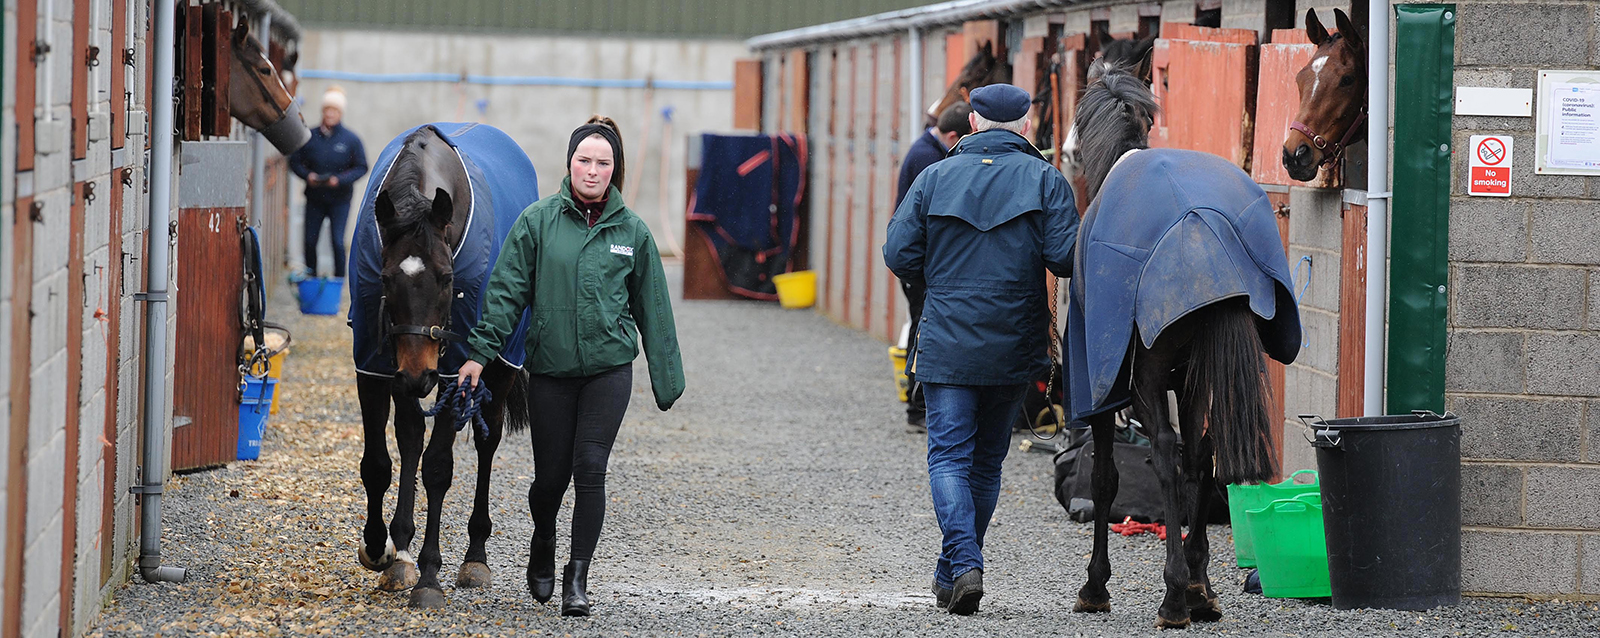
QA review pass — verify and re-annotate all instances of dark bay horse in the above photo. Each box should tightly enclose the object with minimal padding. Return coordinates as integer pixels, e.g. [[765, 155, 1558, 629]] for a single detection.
[[349, 123, 537, 608], [927, 41, 1012, 126], [1067, 67, 1302, 628], [227, 21, 309, 154], [1282, 8, 1366, 181]]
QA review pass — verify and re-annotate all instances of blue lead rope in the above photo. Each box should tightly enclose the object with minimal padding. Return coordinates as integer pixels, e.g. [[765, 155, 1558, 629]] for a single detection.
[[421, 381, 493, 439]]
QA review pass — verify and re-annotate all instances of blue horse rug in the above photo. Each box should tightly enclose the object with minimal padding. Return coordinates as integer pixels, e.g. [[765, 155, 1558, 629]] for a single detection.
[[348, 122, 538, 377], [1066, 148, 1302, 421], [689, 133, 807, 300]]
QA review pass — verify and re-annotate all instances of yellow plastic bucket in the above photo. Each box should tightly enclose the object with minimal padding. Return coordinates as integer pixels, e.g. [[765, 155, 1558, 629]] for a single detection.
[[772, 271, 817, 309], [242, 328, 291, 414], [888, 347, 910, 403]]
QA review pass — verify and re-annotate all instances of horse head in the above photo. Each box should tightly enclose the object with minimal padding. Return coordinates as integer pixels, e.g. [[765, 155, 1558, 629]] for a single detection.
[[1094, 32, 1157, 85], [1073, 66, 1159, 203], [927, 42, 1012, 126], [229, 21, 309, 154], [373, 129, 470, 398], [1282, 8, 1366, 181]]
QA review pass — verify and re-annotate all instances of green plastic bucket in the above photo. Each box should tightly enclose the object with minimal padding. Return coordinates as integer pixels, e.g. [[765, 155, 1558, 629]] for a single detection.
[[1247, 493, 1330, 598], [1227, 469, 1319, 567]]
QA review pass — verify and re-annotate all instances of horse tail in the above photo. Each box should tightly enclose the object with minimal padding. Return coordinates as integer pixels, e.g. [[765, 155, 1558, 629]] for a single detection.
[[1185, 299, 1279, 485], [504, 367, 530, 433]]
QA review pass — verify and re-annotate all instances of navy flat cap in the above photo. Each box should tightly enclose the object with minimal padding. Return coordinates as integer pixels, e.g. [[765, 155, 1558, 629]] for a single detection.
[[969, 84, 1031, 122]]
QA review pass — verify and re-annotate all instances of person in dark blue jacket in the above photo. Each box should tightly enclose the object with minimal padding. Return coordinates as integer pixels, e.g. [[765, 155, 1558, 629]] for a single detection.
[[883, 84, 1077, 615], [289, 87, 368, 278], [894, 103, 971, 431]]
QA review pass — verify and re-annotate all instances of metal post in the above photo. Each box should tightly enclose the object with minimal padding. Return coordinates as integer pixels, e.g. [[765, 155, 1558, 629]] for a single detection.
[[138, 0, 187, 583], [1363, 0, 1391, 416]]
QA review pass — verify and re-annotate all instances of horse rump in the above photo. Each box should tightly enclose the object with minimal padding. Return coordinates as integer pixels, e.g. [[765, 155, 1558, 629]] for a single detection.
[[1185, 299, 1278, 485]]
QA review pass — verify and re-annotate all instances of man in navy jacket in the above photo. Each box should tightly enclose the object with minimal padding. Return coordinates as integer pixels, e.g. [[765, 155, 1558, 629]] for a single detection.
[[883, 84, 1077, 615], [289, 87, 368, 278], [894, 103, 971, 431]]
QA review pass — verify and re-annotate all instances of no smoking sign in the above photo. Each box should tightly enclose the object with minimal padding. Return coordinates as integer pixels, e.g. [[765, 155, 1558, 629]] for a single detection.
[[1468, 135, 1513, 197]]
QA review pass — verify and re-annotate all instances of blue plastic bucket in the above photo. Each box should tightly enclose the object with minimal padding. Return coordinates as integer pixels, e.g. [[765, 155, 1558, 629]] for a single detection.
[[297, 277, 343, 315], [238, 377, 278, 460]]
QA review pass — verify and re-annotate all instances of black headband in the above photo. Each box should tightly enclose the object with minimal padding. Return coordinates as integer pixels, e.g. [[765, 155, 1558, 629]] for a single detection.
[[567, 123, 625, 195]]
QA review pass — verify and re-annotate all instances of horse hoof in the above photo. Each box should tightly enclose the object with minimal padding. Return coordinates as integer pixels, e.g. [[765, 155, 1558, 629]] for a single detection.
[[1155, 614, 1192, 629], [377, 553, 419, 592], [456, 561, 493, 589], [1073, 597, 1111, 613], [1186, 585, 1222, 622], [358, 537, 397, 573], [408, 586, 446, 609]]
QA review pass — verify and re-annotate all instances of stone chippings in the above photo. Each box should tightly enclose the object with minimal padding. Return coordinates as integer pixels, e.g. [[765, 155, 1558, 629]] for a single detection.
[[90, 269, 1600, 636]]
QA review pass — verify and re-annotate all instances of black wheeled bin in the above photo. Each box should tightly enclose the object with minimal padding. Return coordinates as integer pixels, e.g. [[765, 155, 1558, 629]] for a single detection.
[[1304, 411, 1461, 611]]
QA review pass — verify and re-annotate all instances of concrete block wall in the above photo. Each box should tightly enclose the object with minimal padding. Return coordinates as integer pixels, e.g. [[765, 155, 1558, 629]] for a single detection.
[[1447, 0, 1600, 598], [1281, 187, 1346, 475]]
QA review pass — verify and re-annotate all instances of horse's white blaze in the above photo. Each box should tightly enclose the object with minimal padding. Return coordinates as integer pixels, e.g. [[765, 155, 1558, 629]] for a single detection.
[[1308, 56, 1329, 97], [400, 256, 426, 277]]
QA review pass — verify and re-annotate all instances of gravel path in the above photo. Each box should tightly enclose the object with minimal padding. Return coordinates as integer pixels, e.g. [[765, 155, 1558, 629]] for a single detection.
[[93, 264, 1599, 637]]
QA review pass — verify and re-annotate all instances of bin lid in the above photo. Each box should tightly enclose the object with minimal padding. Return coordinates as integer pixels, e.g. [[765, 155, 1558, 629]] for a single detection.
[[1304, 411, 1460, 432]]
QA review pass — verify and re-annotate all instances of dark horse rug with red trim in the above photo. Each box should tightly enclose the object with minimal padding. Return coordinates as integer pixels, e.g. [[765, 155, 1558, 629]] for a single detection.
[[348, 122, 538, 377], [689, 133, 806, 300]]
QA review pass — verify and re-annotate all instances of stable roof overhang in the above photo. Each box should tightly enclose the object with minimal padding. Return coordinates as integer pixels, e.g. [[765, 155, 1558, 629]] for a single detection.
[[746, 0, 1084, 51]]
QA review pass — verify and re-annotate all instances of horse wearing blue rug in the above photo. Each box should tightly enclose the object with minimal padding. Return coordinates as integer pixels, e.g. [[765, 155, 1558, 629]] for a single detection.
[[1065, 64, 1302, 628], [348, 122, 536, 608]]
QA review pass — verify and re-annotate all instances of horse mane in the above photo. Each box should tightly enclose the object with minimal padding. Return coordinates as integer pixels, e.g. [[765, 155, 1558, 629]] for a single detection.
[[1074, 67, 1159, 203], [380, 127, 452, 241]]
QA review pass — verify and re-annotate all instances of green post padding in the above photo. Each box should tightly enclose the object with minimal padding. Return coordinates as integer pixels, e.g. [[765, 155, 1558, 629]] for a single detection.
[[1387, 5, 1455, 414]]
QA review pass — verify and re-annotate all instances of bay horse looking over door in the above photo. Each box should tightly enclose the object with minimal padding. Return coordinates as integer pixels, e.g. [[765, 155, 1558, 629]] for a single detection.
[[349, 123, 537, 608], [1281, 8, 1366, 181], [1067, 67, 1302, 628], [228, 21, 310, 154], [927, 42, 1012, 127]]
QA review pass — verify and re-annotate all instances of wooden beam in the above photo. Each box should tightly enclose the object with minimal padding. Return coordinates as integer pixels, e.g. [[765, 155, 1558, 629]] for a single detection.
[[112, 0, 128, 149], [732, 59, 763, 131], [17, 0, 38, 170], [4, 197, 36, 638]]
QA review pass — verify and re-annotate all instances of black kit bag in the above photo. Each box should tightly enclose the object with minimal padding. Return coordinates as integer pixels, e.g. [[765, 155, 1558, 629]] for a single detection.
[[1052, 422, 1230, 525]]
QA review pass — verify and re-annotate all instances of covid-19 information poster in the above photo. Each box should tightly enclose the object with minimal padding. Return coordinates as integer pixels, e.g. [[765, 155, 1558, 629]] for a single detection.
[[1537, 71, 1600, 175]]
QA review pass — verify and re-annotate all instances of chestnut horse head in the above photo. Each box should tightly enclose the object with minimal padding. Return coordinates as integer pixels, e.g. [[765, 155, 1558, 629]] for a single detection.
[[927, 42, 1012, 127], [1282, 8, 1366, 181], [229, 21, 309, 154]]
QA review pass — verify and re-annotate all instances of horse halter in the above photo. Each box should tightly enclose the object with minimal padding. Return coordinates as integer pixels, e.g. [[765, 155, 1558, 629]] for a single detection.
[[236, 49, 310, 154], [1290, 108, 1368, 168]]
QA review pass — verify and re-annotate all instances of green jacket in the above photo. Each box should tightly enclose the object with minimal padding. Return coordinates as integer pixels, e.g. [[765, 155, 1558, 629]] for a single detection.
[[467, 178, 685, 410]]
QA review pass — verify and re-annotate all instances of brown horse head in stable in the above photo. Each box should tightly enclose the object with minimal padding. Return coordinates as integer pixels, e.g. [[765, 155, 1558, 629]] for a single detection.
[[1282, 8, 1366, 182], [927, 41, 1012, 127], [1094, 32, 1157, 85], [373, 127, 472, 399], [229, 21, 310, 154]]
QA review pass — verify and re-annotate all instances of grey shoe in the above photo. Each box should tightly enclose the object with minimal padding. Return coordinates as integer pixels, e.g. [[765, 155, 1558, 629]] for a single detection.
[[948, 568, 983, 615], [932, 579, 953, 609]]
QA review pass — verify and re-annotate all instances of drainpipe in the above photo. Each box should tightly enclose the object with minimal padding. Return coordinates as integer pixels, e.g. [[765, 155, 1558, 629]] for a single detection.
[[908, 25, 923, 144], [1362, 0, 1391, 416], [137, 0, 186, 584], [249, 13, 272, 227]]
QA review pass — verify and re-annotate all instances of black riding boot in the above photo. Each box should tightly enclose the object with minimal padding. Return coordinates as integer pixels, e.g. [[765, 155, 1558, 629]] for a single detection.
[[561, 560, 592, 617], [527, 534, 556, 603]]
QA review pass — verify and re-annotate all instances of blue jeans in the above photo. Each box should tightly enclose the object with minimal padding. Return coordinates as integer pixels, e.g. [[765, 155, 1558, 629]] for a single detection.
[[924, 382, 1026, 588], [304, 199, 351, 277]]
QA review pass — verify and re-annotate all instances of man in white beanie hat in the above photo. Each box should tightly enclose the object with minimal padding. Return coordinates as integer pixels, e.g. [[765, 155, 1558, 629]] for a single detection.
[[288, 86, 367, 278]]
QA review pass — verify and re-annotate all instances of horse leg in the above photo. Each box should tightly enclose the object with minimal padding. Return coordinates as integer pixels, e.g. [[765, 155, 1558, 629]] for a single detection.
[[457, 362, 515, 590], [1179, 389, 1222, 621], [1131, 351, 1191, 629], [410, 404, 458, 609], [377, 395, 424, 592], [1073, 411, 1119, 613], [357, 376, 397, 572]]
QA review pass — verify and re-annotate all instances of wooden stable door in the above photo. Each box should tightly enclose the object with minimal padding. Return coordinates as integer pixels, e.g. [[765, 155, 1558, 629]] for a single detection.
[[172, 207, 247, 471]]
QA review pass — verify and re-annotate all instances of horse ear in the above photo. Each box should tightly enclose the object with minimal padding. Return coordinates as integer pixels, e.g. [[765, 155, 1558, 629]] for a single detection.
[[232, 20, 251, 46], [1305, 9, 1330, 46], [375, 191, 397, 227], [1334, 8, 1362, 49], [429, 188, 453, 230]]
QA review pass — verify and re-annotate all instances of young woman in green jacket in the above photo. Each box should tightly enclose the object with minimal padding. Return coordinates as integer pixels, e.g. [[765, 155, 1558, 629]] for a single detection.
[[458, 116, 684, 616]]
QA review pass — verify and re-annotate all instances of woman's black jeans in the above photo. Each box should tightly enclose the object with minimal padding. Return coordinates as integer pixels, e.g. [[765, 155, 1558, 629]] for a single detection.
[[526, 364, 633, 561]]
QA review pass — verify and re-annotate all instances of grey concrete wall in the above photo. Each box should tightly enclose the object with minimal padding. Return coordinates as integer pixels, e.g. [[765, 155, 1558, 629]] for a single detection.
[[1281, 187, 1345, 476], [1447, 0, 1600, 598], [292, 30, 745, 265]]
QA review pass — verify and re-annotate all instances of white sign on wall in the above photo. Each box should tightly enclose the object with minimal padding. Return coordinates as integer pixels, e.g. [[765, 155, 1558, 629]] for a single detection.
[[1536, 70, 1600, 175], [1467, 135, 1512, 197]]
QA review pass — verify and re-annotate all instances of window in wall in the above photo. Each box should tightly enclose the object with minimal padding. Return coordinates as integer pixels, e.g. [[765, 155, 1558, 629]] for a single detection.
[[1264, 0, 1296, 42], [1194, 0, 1222, 28]]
